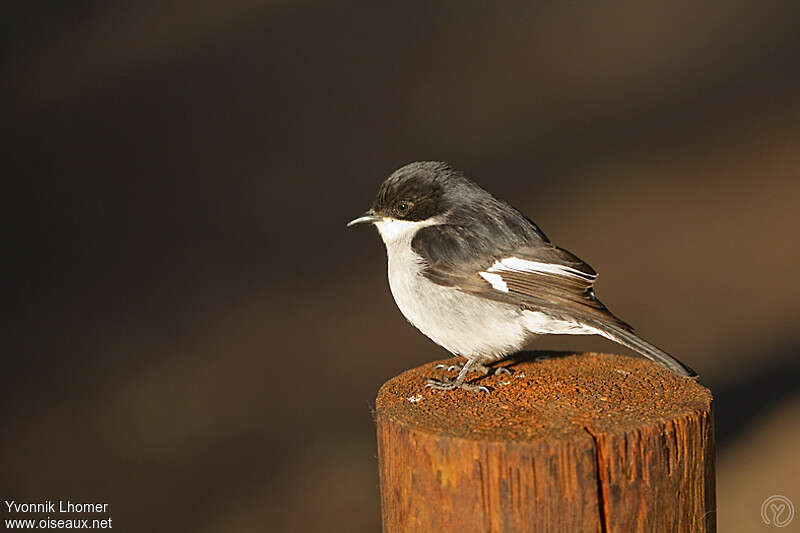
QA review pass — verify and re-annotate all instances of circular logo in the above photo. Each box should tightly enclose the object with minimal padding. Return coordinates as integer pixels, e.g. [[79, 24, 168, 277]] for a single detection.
[[761, 495, 795, 528]]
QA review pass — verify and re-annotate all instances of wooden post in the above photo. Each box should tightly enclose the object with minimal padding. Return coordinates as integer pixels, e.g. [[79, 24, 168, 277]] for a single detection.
[[376, 352, 715, 533]]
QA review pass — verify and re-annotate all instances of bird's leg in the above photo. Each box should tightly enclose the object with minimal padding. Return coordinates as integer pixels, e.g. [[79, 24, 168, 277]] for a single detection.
[[434, 360, 473, 373], [434, 359, 511, 376], [426, 358, 490, 393]]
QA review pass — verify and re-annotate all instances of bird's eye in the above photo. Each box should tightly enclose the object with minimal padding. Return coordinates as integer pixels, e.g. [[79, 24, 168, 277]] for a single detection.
[[396, 201, 412, 215]]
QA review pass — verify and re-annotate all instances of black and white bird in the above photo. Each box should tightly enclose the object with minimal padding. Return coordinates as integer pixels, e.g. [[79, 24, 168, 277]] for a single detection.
[[348, 162, 696, 392]]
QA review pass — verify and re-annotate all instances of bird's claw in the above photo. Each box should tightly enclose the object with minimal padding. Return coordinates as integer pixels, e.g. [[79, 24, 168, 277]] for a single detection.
[[425, 378, 490, 393], [436, 361, 512, 376]]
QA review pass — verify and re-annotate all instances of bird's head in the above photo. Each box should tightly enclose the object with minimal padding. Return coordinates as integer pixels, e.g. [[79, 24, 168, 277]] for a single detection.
[[347, 161, 458, 242]]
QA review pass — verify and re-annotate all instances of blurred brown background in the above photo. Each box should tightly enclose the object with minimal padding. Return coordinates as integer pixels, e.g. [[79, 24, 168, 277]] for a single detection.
[[2, 1, 800, 531]]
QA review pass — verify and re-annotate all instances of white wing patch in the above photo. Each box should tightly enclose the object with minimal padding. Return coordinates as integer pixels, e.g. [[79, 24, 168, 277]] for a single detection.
[[485, 256, 597, 281], [478, 272, 509, 292]]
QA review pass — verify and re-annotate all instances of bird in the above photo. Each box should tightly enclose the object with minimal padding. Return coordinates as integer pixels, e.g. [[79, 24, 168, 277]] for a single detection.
[[347, 161, 696, 392]]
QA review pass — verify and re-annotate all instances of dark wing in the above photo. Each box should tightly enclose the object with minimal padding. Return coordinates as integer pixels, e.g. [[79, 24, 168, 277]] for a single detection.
[[411, 224, 632, 330]]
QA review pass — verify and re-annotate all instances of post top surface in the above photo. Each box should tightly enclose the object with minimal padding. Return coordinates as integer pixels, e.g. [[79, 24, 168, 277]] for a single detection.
[[376, 352, 712, 441]]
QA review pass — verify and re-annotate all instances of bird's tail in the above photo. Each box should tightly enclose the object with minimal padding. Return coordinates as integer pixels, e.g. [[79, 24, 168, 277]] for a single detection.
[[583, 319, 697, 377]]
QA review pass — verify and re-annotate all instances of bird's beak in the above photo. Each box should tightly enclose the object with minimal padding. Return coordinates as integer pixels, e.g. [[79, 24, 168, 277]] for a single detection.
[[347, 212, 382, 227]]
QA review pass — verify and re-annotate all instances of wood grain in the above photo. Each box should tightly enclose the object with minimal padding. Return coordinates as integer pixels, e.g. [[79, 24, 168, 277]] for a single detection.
[[376, 352, 715, 532]]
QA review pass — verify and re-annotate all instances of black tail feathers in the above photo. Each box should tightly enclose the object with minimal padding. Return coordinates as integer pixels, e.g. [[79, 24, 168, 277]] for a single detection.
[[584, 319, 697, 378]]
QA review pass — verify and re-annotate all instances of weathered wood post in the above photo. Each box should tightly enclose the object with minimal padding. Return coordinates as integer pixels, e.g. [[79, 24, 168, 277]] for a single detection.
[[376, 352, 715, 532]]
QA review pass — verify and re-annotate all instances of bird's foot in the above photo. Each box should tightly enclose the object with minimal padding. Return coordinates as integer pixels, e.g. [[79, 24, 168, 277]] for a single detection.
[[425, 377, 490, 393], [435, 361, 511, 376], [434, 362, 463, 372]]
